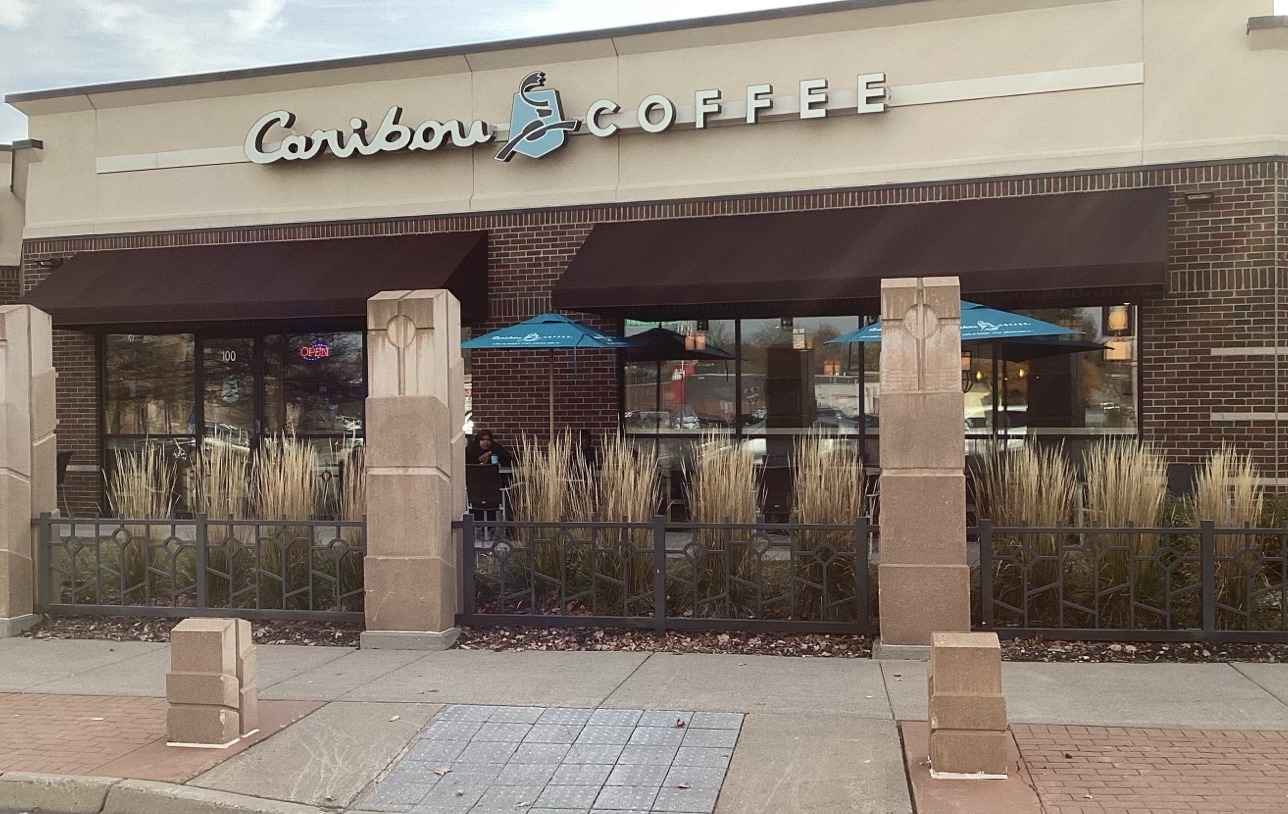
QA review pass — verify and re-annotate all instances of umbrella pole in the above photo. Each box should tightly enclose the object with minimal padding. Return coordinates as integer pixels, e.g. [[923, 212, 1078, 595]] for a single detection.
[[991, 344, 1000, 453], [548, 349, 555, 442], [656, 359, 662, 454]]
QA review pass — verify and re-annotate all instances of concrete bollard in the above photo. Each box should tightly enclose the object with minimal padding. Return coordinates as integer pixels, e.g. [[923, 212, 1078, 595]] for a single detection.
[[166, 618, 257, 746], [927, 631, 1009, 779], [234, 618, 258, 735]]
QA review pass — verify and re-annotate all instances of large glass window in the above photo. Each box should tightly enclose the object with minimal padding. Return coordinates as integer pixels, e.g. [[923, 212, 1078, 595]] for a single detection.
[[621, 306, 1139, 465], [962, 305, 1139, 456], [104, 334, 195, 436], [103, 330, 367, 511], [265, 332, 365, 437]]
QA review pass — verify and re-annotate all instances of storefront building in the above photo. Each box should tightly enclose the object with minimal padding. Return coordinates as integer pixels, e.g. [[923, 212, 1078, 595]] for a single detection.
[[2, 0, 1286, 514]]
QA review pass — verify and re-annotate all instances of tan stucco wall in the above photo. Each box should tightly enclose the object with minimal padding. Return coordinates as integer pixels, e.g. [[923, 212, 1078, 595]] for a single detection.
[[0, 152, 23, 266], [7, 0, 1284, 239]]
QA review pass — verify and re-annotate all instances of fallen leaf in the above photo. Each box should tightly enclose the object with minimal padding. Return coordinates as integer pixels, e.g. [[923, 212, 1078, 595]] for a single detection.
[[434, 767, 451, 777], [674, 719, 687, 728], [677, 782, 691, 789], [389, 715, 401, 722], [454, 789, 464, 797]]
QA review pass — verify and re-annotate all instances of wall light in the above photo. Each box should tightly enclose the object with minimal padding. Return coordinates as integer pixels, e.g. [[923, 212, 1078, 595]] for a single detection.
[[1185, 190, 1217, 205], [1104, 339, 1133, 362], [779, 317, 794, 331], [1102, 304, 1134, 337], [34, 257, 65, 269]]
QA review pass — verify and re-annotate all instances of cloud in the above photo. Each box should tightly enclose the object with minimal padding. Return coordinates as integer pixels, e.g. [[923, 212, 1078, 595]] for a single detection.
[[74, 0, 202, 75], [229, 0, 286, 40], [0, 0, 32, 29]]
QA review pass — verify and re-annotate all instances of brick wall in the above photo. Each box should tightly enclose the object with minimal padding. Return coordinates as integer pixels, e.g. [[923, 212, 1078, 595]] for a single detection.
[[1139, 162, 1285, 487], [21, 158, 1288, 514], [0, 266, 17, 304]]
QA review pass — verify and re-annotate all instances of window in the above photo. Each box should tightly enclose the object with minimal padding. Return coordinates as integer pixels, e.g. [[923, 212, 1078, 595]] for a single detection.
[[103, 329, 367, 511], [104, 334, 195, 436], [961, 305, 1139, 454], [621, 306, 1139, 464], [622, 317, 867, 464]]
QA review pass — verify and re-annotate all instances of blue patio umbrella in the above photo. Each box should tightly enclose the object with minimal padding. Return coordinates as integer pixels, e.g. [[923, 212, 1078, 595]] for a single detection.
[[462, 313, 631, 438]]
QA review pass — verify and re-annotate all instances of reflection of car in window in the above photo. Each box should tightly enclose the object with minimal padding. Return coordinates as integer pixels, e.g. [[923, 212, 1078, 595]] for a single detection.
[[812, 407, 877, 431], [965, 407, 1028, 454], [671, 405, 701, 431], [625, 410, 671, 431]]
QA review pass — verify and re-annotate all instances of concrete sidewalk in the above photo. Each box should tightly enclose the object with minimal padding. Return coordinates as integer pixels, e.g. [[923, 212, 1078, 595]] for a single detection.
[[4, 638, 1288, 813]]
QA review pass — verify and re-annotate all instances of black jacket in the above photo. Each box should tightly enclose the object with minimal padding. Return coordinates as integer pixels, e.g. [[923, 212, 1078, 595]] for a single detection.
[[466, 439, 512, 467]]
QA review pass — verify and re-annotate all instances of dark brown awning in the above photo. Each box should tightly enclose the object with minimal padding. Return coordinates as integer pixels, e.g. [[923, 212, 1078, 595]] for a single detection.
[[23, 231, 488, 329], [553, 189, 1168, 319]]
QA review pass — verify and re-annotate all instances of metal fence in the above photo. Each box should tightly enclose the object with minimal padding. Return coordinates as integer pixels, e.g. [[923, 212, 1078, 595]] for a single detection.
[[457, 515, 877, 634], [978, 521, 1288, 642], [35, 513, 366, 621]]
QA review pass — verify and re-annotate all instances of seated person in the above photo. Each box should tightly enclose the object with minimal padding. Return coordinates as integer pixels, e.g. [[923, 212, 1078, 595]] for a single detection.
[[466, 429, 513, 467]]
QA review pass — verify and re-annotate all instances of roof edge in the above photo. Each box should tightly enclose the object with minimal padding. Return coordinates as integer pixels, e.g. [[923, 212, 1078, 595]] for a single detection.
[[1248, 15, 1288, 31], [5, 0, 922, 104], [0, 140, 42, 151]]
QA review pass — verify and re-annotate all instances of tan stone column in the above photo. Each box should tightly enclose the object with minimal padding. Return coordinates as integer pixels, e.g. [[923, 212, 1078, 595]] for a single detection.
[[876, 278, 970, 653], [0, 305, 55, 638], [360, 289, 466, 650]]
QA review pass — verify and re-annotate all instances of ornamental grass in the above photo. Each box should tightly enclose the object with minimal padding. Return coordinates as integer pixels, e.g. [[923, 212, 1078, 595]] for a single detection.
[[1192, 445, 1265, 624], [685, 432, 758, 598], [510, 432, 596, 583], [249, 435, 322, 611], [972, 445, 1078, 624], [1081, 440, 1168, 627], [105, 443, 176, 604], [791, 431, 865, 622], [595, 433, 658, 604]]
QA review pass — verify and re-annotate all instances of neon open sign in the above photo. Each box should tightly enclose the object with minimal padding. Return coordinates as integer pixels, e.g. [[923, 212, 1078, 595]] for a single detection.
[[299, 342, 331, 361]]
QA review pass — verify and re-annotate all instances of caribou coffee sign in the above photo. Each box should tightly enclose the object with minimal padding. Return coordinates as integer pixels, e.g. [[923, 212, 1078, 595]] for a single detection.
[[244, 70, 888, 166]]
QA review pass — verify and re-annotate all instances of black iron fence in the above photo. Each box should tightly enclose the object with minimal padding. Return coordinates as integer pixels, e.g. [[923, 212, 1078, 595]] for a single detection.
[[35, 513, 365, 621], [456, 515, 877, 634], [979, 521, 1288, 642]]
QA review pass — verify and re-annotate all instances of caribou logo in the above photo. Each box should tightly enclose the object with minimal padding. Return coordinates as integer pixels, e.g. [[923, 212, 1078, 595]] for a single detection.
[[495, 71, 581, 162]]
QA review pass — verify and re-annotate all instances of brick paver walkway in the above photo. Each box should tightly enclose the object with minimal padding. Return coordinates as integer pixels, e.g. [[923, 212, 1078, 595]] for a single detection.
[[0, 692, 170, 775], [0, 692, 320, 782], [360, 705, 743, 814], [1014, 724, 1288, 814]]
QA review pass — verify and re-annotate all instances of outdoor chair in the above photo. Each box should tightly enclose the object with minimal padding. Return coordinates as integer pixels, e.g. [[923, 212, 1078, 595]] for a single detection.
[[759, 465, 793, 524], [466, 464, 506, 541], [660, 466, 689, 522]]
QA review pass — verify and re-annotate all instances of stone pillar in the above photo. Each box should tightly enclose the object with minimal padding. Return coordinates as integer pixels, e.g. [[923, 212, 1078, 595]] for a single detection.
[[360, 289, 466, 650], [0, 305, 56, 638], [876, 278, 970, 652], [927, 631, 1009, 779]]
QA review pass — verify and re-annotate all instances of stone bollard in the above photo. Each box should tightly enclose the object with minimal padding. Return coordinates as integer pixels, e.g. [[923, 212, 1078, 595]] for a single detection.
[[927, 631, 1008, 779], [166, 618, 257, 746], [234, 619, 258, 735]]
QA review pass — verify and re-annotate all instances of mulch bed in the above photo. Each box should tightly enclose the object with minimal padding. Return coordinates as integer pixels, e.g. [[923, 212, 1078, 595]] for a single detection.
[[20, 615, 1288, 663], [20, 615, 364, 647]]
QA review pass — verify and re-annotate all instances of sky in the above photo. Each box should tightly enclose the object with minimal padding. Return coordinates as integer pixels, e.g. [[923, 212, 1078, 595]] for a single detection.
[[0, 0, 834, 143]]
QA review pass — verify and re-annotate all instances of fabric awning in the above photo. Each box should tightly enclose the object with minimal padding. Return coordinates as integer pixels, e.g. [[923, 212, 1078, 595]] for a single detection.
[[23, 231, 488, 329], [553, 189, 1168, 319]]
